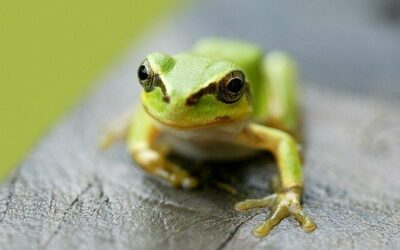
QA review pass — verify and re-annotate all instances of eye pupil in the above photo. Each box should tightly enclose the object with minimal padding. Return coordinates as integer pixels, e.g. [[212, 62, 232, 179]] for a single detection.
[[227, 78, 244, 93], [138, 65, 149, 80]]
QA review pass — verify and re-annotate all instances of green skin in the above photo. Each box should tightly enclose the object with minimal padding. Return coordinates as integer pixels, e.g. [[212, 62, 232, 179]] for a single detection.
[[102, 38, 316, 237]]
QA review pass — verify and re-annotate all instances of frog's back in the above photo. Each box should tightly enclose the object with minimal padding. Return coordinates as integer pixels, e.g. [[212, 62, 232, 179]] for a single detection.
[[192, 38, 263, 82], [192, 38, 267, 120]]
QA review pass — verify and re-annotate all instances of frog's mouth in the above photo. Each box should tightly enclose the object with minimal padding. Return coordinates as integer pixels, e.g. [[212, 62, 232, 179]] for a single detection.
[[142, 103, 248, 131]]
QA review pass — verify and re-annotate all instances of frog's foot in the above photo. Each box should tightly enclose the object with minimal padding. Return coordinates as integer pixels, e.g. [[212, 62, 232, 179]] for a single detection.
[[131, 144, 199, 189], [154, 161, 199, 189], [234, 187, 316, 237]]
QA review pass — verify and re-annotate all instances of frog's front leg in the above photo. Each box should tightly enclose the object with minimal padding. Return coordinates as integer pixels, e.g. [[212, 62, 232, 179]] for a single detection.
[[129, 141, 198, 189], [128, 114, 198, 189], [233, 123, 316, 237]]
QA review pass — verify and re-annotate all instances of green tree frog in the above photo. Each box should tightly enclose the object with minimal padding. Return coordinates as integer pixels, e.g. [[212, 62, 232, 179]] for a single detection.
[[102, 38, 316, 237]]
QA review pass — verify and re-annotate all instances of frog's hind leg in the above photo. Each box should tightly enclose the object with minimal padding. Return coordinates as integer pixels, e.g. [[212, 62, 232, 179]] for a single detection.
[[263, 51, 300, 138]]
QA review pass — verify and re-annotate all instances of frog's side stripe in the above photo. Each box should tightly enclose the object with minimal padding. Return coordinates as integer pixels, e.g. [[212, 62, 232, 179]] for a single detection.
[[185, 82, 217, 106], [153, 74, 170, 103]]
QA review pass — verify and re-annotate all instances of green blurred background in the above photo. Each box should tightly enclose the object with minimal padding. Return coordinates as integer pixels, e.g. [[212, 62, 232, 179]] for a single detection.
[[0, 0, 183, 180]]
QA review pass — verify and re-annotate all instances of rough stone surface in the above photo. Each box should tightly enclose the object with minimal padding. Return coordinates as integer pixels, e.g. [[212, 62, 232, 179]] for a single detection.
[[1, 0, 400, 249]]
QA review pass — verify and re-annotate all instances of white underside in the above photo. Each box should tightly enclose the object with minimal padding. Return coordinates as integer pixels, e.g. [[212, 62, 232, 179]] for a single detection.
[[156, 121, 258, 161]]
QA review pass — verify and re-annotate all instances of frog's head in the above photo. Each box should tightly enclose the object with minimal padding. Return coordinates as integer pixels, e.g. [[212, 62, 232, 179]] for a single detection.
[[137, 52, 252, 129]]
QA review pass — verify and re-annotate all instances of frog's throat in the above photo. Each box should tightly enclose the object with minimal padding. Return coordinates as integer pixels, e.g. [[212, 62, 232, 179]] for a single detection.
[[143, 105, 248, 130]]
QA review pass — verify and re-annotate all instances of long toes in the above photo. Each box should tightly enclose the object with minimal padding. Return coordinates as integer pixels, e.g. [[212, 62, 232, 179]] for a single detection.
[[252, 205, 288, 237], [234, 201, 252, 211], [252, 217, 282, 237], [253, 221, 274, 237], [234, 200, 264, 211], [292, 209, 317, 232], [234, 195, 277, 212], [301, 217, 316, 232]]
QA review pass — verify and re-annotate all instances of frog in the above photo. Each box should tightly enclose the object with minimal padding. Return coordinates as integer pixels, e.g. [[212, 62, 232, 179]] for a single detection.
[[101, 38, 316, 237]]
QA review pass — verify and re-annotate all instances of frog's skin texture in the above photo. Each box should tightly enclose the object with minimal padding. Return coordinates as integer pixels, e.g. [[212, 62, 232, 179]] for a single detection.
[[101, 38, 316, 237]]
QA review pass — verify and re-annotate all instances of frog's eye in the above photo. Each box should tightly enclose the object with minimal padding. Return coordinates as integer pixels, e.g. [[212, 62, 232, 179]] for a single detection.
[[138, 60, 155, 92], [219, 71, 245, 103]]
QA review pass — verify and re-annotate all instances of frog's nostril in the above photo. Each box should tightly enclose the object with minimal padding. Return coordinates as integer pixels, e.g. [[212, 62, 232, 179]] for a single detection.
[[162, 95, 170, 103]]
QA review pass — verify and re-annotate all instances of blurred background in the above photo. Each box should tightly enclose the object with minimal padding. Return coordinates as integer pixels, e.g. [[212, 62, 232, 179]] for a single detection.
[[1, 0, 399, 180], [0, 0, 183, 179]]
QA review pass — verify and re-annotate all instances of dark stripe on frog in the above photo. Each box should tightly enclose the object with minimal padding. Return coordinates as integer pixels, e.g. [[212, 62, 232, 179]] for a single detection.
[[185, 83, 217, 106], [154, 74, 170, 103]]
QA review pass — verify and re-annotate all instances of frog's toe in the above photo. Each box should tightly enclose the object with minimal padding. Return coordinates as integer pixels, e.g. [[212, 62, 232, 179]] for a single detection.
[[234, 194, 277, 211], [164, 170, 198, 189], [234, 201, 250, 211], [237, 189, 317, 237], [157, 162, 198, 189], [301, 218, 317, 232], [181, 176, 199, 189], [291, 207, 316, 232], [252, 204, 288, 237]]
